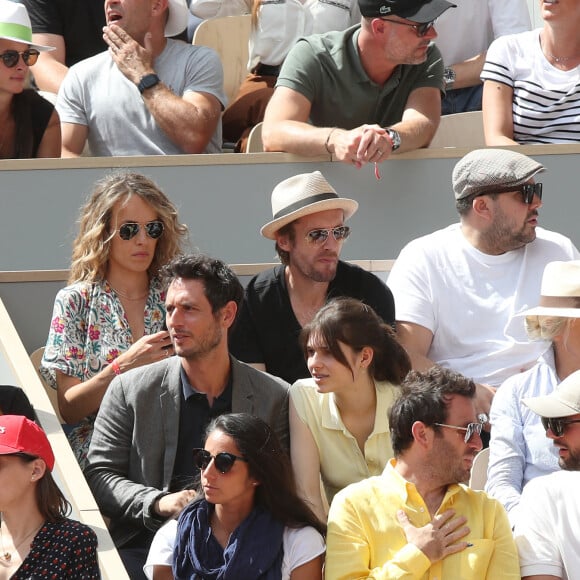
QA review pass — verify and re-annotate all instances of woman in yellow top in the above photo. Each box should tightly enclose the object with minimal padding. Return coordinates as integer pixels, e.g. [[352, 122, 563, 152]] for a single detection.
[[290, 297, 411, 522]]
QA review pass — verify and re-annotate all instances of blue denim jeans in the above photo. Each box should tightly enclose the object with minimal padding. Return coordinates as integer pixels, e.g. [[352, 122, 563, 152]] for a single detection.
[[442, 84, 483, 116]]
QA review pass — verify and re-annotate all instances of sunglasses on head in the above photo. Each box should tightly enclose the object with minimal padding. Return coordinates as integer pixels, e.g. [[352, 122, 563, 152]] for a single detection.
[[0, 49, 40, 68], [305, 226, 350, 245], [541, 416, 580, 437], [117, 220, 164, 241], [380, 18, 437, 37], [193, 448, 248, 474], [433, 421, 484, 443]]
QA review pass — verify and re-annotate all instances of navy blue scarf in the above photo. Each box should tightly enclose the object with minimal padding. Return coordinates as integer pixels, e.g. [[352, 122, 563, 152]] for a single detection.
[[173, 499, 284, 579]]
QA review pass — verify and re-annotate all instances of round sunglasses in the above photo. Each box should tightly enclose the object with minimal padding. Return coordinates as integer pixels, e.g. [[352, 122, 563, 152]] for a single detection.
[[0, 49, 40, 68], [117, 220, 164, 241], [193, 448, 248, 474]]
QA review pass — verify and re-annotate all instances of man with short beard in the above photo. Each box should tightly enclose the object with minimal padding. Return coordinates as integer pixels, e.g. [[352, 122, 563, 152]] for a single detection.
[[514, 369, 580, 579], [325, 367, 519, 579], [262, 0, 454, 164], [85, 254, 289, 579], [229, 170, 395, 384], [388, 148, 579, 418]]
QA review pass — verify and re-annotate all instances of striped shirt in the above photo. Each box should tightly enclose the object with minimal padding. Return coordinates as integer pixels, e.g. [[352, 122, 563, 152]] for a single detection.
[[482, 29, 580, 144]]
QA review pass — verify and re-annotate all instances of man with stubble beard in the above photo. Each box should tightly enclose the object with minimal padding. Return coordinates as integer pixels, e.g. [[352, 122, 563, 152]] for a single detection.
[[229, 170, 395, 384], [325, 367, 519, 579], [388, 149, 579, 420], [514, 369, 580, 579]]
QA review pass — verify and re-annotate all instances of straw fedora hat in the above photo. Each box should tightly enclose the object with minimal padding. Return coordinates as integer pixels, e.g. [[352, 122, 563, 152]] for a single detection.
[[165, 0, 189, 37], [523, 261, 580, 322], [261, 171, 358, 239], [0, 0, 55, 52]]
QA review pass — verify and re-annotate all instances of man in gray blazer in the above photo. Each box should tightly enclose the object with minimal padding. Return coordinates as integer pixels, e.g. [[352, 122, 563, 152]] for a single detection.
[[85, 254, 289, 579]]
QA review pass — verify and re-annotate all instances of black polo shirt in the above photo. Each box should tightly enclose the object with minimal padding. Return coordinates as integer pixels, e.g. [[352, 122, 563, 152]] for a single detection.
[[170, 366, 233, 492]]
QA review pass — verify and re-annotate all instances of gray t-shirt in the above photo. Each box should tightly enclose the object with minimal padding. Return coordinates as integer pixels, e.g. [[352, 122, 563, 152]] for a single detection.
[[276, 25, 444, 128], [57, 39, 226, 155]]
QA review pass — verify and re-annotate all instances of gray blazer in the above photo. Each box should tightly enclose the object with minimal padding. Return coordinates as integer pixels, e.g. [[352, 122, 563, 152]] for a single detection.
[[85, 355, 289, 547]]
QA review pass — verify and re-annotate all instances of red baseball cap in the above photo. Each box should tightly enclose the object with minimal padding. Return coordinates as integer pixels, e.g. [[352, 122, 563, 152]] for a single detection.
[[0, 415, 55, 471]]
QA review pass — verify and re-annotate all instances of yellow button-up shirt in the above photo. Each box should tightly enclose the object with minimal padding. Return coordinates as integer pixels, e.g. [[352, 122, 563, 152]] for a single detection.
[[325, 459, 519, 579]]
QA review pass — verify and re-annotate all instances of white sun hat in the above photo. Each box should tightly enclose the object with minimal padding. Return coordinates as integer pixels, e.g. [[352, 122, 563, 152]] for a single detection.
[[0, 0, 55, 52]]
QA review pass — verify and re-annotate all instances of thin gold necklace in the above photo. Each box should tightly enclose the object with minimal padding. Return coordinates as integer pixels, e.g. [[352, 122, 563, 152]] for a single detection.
[[109, 283, 149, 301], [0, 522, 44, 562]]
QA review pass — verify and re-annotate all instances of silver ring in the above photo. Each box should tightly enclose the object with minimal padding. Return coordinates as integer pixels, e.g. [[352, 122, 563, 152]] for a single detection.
[[165, 349, 170, 357], [377, 149, 382, 156]]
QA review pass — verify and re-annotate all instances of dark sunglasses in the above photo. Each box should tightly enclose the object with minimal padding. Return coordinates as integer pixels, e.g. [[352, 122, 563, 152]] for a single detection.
[[118, 220, 164, 241], [193, 448, 248, 474], [433, 421, 483, 443], [305, 226, 351, 245], [0, 49, 40, 68], [380, 18, 437, 37], [480, 182, 543, 205], [541, 416, 580, 437]]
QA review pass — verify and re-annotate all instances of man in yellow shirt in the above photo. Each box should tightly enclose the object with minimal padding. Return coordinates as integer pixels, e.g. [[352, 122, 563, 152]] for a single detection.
[[325, 367, 519, 579]]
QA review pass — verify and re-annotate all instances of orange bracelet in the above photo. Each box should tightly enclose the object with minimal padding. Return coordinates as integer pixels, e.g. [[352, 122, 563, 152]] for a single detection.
[[111, 360, 122, 376]]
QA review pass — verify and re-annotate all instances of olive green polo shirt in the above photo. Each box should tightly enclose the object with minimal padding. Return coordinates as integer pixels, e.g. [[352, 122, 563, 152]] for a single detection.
[[276, 24, 444, 129]]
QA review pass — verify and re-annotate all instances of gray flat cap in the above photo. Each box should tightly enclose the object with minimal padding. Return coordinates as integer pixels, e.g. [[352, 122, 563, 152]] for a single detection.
[[453, 149, 545, 201]]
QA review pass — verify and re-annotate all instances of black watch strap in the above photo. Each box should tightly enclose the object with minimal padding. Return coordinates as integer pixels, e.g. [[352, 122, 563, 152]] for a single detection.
[[137, 73, 160, 94]]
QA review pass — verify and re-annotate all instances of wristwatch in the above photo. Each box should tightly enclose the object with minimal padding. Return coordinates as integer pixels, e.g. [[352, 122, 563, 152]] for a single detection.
[[386, 128, 401, 152], [444, 66, 456, 90], [137, 73, 160, 94]]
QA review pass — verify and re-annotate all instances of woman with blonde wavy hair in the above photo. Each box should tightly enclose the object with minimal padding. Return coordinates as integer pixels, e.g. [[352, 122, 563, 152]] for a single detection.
[[487, 260, 580, 525], [40, 172, 188, 467]]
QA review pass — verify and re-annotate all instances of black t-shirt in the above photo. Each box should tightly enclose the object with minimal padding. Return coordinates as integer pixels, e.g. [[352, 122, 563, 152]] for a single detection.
[[229, 261, 396, 384], [22, 0, 106, 66]]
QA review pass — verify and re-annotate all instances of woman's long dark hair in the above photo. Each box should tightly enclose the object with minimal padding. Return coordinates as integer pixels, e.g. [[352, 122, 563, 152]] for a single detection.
[[204, 414, 325, 535], [301, 297, 411, 383]]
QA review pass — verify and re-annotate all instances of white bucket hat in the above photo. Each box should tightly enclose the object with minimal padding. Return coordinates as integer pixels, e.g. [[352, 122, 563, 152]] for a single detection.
[[523, 261, 580, 322], [165, 0, 189, 37], [523, 369, 580, 418], [261, 171, 358, 239], [0, 0, 55, 52]]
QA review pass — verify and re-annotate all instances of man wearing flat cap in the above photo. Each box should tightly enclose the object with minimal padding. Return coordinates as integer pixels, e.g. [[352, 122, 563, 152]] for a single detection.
[[262, 0, 453, 164], [230, 170, 395, 384], [388, 149, 579, 417], [513, 369, 580, 579]]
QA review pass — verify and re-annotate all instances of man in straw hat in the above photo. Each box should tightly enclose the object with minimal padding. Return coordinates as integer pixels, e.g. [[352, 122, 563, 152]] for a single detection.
[[486, 260, 580, 525], [262, 0, 454, 163], [230, 170, 395, 384], [57, 0, 226, 156], [388, 149, 579, 418], [511, 368, 580, 579]]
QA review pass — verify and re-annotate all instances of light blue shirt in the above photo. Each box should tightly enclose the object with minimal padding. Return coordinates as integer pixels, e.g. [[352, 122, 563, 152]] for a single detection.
[[486, 350, 560, 527]]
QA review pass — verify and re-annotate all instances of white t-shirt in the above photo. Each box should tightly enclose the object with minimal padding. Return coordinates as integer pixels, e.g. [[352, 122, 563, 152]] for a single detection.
[[435, 0, 529, 67], [189, 0, 360, 69], [143, 518, 325, 580], [57, 40, 227, 155], [388, 224, 579, 387], [514, 471, 580, 579], [482, 29, 580, 144]]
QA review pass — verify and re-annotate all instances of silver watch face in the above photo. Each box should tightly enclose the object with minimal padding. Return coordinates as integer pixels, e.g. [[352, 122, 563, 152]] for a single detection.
[[388, 129, 401, 150]]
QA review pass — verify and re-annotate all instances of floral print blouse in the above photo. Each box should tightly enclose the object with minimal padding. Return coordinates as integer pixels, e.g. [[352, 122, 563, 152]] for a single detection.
[[40, 279, 166, 468]]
